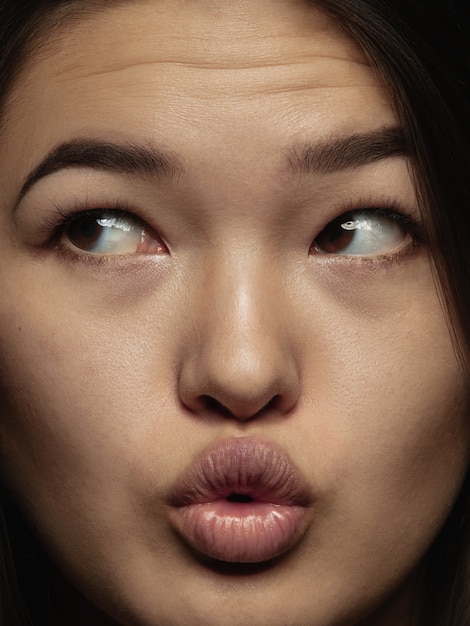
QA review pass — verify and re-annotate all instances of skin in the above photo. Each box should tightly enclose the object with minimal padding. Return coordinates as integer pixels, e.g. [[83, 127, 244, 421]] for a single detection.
[[0, 0, 468, 624]]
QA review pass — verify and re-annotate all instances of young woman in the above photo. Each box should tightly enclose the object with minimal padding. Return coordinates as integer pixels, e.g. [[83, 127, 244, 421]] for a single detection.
[[0, 0, 469, 624]]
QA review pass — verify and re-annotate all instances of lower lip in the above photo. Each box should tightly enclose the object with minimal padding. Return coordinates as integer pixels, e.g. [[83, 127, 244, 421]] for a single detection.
[[170, 499, 308, 563]]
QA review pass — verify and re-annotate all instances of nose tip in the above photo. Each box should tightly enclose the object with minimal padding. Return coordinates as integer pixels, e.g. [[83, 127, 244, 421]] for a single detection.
[[178, 337, 300, 422]]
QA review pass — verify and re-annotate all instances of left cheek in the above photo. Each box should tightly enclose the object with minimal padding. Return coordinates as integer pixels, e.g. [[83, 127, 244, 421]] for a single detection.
[[295, 259, 470, 509], [336, 325, 470, 534]]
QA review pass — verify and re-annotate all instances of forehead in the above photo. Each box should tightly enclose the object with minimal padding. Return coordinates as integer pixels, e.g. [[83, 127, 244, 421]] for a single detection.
[[1, 0, 395, 179], [37, 0, 368, 71]]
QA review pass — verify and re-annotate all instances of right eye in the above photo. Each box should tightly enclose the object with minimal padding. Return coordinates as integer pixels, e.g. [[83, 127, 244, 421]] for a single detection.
[[61, 210, 167, 255]]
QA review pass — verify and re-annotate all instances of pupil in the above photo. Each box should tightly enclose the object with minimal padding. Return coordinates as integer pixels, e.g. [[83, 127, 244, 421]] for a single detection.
[[68, 217, 103, 249], [79, 218, 101, 239], [328, 222, 346, 243], [315, 217, 355, 253]]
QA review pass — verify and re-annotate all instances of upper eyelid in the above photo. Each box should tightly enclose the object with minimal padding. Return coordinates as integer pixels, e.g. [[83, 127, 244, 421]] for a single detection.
[[25, 186, 422, 251], [321, 202, 423, 234], [37, 200, 139, 233]]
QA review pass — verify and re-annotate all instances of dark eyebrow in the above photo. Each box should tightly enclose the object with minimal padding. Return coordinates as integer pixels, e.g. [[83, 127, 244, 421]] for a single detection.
[[288, 126, 407, 175], [17, 138, 183, 202]]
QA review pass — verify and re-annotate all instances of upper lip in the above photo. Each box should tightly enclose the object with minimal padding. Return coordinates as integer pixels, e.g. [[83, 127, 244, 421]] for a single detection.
[[167, 436, 313, 508]]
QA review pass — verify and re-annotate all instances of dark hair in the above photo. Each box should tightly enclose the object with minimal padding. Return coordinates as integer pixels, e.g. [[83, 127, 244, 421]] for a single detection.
[[309, 3, 470, 625], [0, 1, 469, 624]]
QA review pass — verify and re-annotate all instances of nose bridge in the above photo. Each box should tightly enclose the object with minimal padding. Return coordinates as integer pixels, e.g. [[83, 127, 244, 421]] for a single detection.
[[178, 250, 299, 420], [212, 253, 276, 365]]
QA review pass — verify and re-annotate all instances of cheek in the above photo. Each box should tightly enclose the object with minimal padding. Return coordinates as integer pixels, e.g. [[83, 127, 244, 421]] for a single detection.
[[300, 251, 470, 467], [0, 277, 174, 514], [293, 266, 470, 578], [0, 302, 183, 599]]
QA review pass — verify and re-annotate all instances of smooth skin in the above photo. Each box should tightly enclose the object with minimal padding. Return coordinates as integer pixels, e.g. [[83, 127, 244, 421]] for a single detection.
[[0, 1, 468, 624]]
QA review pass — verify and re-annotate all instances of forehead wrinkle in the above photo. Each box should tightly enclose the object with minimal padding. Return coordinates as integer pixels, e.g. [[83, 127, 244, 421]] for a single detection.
[[1, 2, 379, 136], [44, 24, 371, 79], [47, 54, 378, 100], [43, 77, 383, 108], [0, 2, 394, 178], [57, 54, 371, 83], [22, 1, 370, 79]]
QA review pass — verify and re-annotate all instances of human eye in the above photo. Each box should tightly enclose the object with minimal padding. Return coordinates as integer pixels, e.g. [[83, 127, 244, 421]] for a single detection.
[[312, 207, 419, 257], [50, 206, 167, 256]]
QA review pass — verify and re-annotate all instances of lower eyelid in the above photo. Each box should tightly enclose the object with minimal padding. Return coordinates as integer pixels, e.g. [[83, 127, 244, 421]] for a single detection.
[[311, 235, 419, 268], [53, 240, 169, 269]]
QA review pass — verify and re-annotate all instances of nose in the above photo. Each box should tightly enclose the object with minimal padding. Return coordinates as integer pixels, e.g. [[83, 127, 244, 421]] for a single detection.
[[178, 259, 300, 421]]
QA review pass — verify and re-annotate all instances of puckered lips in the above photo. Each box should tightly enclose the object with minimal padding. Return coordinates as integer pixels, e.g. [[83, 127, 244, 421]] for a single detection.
[[167, 437, 313, 563]]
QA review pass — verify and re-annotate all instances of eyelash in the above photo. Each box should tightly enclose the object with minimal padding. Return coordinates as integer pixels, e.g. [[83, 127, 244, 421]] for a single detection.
[[40, 199, 137, 236], [35, 199, 158, 266], [331, 199, 421, 233], [38, 197, 423, 266]]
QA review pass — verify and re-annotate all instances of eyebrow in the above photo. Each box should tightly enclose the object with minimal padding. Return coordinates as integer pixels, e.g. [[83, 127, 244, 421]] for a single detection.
[[288, 126, 407, 175], [17, 127, 406, 204], [17, 138, 183, 202]]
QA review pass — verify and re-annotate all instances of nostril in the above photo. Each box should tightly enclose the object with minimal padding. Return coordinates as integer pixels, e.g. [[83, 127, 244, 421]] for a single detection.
[[227, 493, 253, 503], [264, 394, 280, 411], [199, 393, 282, 420], [200, 395, 233, 416]]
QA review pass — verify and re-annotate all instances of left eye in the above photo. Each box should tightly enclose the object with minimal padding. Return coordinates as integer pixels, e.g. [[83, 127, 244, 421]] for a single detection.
[[62, 211, 166, 255], [313, 211, 409, 256]]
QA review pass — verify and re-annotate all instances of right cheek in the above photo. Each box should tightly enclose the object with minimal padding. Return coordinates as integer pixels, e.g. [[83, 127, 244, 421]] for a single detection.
[[0, 314, 104, 490], [0, 317, 176, 502]]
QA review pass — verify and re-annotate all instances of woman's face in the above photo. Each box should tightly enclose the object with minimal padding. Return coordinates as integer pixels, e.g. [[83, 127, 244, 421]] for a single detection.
[[0, 1, 468, 625]]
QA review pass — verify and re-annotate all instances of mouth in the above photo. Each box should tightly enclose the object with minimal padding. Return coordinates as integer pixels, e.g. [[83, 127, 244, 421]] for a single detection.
[[167, 437, 312, 563]]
